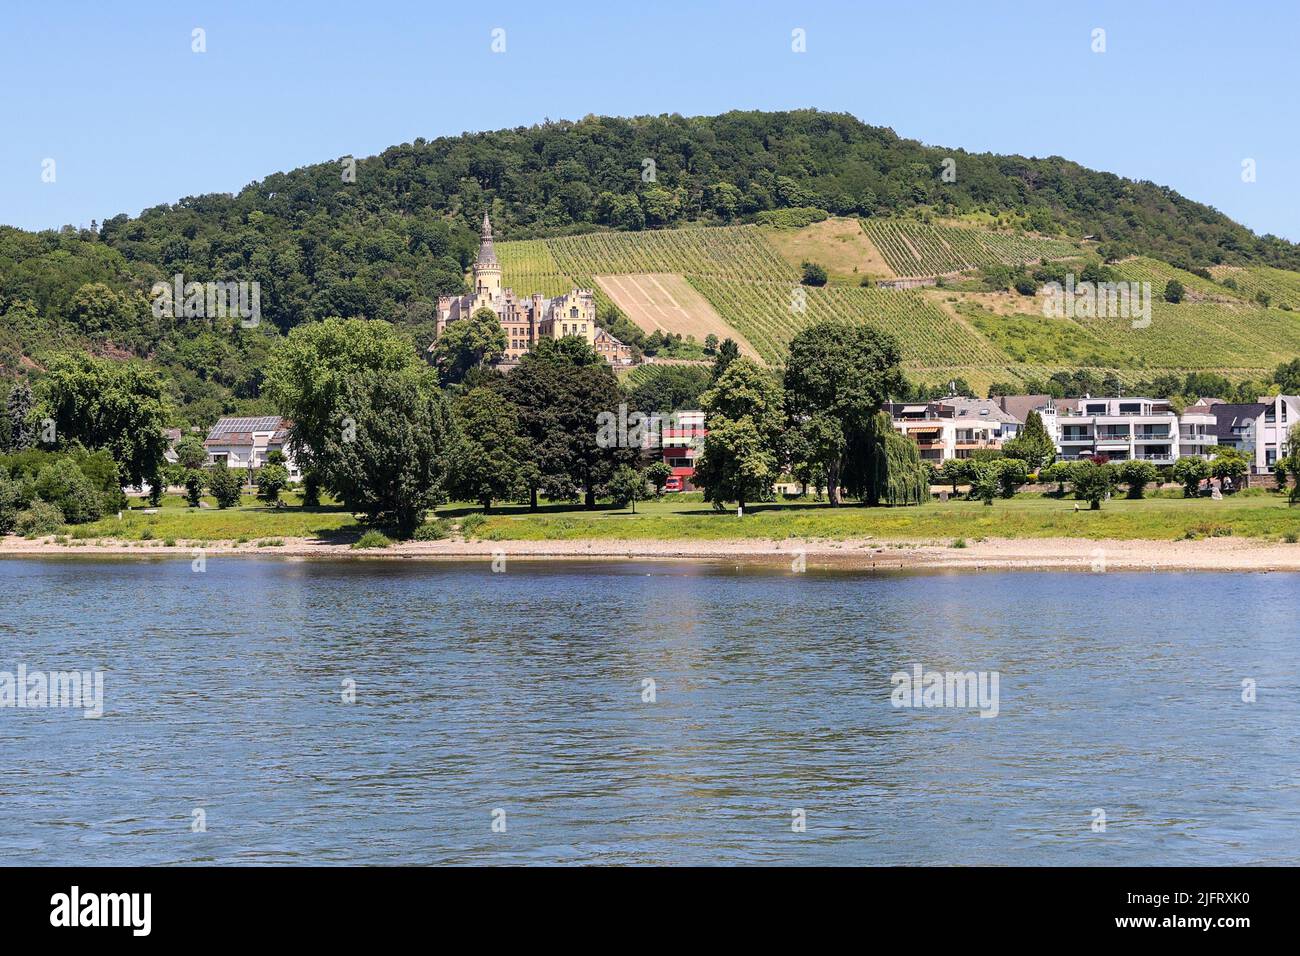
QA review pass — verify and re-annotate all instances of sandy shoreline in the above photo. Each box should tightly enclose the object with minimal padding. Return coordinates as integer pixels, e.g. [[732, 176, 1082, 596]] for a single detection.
[[3, 533, 1299, 571]]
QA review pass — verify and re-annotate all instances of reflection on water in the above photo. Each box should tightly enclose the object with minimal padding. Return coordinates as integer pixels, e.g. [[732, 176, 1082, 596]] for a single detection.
[[1, 557, 1296, 865]]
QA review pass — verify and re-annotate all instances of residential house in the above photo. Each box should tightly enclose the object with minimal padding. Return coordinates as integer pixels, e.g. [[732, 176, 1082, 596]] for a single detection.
[[1208, 395, 1300, 473], [887, 398, 1021, 464], [593, 328, 634, 365], [204, 416, 301, 480], [640, 410, 705, 492]]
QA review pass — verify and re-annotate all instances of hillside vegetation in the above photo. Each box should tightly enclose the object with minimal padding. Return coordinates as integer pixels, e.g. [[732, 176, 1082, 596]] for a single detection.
[[5, 108, 1300, 424]]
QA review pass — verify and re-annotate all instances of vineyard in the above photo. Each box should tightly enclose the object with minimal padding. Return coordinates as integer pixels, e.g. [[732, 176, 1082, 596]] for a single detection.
[[495, 239, 576, 298], [859, 219, 1080, 277], [687, 276, 1006, 369], [488, 223, 1300, 391], [547, 225, 796, 283], [1112, 257, 1241, 302], [1210, 265, 1300, 309], [1065, 299, 1300, 370]]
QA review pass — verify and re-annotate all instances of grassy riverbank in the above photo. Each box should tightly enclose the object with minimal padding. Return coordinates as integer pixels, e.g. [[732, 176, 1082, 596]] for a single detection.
[[21, 489, 1300, 548], [459, 491, 1300, 544]]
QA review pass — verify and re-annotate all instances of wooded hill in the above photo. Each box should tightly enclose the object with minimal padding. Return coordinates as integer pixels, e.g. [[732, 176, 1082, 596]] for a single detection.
[[4, 108, 1300, 425]]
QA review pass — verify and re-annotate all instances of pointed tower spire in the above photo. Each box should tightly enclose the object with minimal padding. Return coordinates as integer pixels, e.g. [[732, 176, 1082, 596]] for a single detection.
[[473, 209, 502, 297]]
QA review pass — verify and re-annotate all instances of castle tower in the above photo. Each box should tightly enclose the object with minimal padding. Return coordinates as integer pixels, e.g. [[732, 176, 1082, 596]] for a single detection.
[[474, 212, 502, 299]]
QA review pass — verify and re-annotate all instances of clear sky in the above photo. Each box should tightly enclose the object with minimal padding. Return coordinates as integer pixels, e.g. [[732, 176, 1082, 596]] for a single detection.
[[2, 0, 1296, 240]]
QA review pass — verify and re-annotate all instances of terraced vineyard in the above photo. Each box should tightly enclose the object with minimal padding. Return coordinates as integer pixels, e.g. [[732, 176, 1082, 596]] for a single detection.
[[1064, 300, 1300, 370], [547, 225, 797, 283], [493, 222, 1300, 391], [688, 276, 1006, 369], [860, 219, 1080, 277], [495, 239, 576, 298], [1210, 265, 1300, 309], [1112, 256, 1241, 302]]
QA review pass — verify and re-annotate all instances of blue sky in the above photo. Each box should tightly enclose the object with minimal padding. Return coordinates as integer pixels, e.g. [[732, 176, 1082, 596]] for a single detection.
[[2, 0, 1296, 240]]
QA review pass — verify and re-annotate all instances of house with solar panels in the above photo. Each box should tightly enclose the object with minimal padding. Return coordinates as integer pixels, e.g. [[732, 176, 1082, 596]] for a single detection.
[[203, 416, 301, 481]]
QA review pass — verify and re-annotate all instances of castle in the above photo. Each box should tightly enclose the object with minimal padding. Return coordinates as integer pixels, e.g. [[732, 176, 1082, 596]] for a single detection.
[[432, 213, 632, 366]]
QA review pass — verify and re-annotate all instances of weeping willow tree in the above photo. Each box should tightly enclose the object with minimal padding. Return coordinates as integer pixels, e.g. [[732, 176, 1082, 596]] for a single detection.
[[845, 412, 928, 506]]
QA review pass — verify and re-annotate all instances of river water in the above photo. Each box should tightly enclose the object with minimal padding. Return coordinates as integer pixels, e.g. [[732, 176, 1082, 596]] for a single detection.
[[1, 556, 1296, 865]]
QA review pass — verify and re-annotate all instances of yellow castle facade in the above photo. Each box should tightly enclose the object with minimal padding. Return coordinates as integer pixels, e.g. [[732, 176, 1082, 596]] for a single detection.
[[432, 213, 630, 365]]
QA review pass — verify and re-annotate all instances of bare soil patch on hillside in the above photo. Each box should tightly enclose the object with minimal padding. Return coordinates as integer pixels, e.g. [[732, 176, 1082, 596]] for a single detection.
[[763, 216, 895, 280], [595, 272, 761, 358]]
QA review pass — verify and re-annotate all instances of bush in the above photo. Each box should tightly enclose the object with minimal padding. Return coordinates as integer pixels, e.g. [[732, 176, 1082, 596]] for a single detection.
[[1171, 456, 1210, 497], [800, 261, 828, 287], [0, 475, 22, 535], [301, 471, 321, 507], [207, 464, 243, 509], [1070, 460, 1115, 509], [754, 207, 828, 229], [1118, 459, 1159, 498], [17, 500, 64, 536], [412, 518, 450, 541], [33, 458, 103, 524], [459, 513, 487, 539], [255, 463, 290, 504], [1164, 279, 1185, 304], [183, 470, 204, 507], [352, 529, 392, 549]]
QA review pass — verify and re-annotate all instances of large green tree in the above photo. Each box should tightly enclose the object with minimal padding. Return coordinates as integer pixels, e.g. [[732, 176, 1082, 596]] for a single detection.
[[429, 308, 507, 385], [783, 321, 906, 505], [694, 358, 785, 511], [1002, 410, 1056, 472], [35, 354, 169, 486], [266, 317, 454, 535], [496, 339, 633, 509], [449, 387, 532, 511]]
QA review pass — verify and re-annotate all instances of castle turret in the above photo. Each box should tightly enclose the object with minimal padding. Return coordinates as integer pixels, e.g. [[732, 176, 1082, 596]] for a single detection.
[[474, 212, 502, 298]]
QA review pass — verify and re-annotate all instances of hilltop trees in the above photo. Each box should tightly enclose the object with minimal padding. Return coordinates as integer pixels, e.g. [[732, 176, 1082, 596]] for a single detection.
[[694, 359, 785, 511], [783, 321, 907, 505], [5, 381, 35, 452]]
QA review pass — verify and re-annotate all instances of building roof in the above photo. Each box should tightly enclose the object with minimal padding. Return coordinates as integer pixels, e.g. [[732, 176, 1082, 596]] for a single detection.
[[1208, 402, 1268, 441], [205, 416, 290, 445], [475, 212, 499, 269], [937, 396, 1021, 424], [994, 394, 1053, 424]]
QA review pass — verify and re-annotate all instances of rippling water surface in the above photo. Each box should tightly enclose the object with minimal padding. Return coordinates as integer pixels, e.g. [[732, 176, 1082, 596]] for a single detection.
[[1, 556, 1297, 865]]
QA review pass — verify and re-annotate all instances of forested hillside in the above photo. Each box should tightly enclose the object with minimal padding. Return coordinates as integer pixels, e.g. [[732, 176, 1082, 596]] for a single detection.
[[4, 108, 1300, 427]]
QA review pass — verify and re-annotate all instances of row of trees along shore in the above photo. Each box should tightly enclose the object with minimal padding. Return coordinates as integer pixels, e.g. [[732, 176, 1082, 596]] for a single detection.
[[259, 317, 930, 537], [7, 313, 1300, 540]]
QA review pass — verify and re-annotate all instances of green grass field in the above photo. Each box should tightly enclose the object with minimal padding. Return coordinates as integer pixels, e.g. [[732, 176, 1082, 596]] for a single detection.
[[35, 491, 1300, 547]]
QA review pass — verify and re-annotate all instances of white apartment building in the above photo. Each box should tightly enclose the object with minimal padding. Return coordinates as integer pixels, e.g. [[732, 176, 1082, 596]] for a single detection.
[[888, 399, 1020, 465], [1054, 397, 1216, 463]]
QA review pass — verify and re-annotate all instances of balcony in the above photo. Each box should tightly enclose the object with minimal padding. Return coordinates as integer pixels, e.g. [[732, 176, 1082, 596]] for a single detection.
[[1060, 435, 1095, 444], [1134, 432, 1171, 441]]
